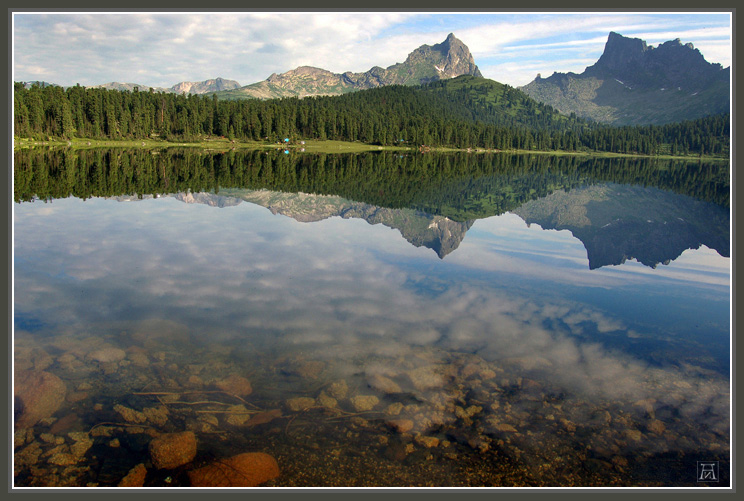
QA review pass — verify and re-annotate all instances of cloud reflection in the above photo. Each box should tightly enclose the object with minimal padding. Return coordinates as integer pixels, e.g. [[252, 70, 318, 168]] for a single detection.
[[14, 195, 729, 438]]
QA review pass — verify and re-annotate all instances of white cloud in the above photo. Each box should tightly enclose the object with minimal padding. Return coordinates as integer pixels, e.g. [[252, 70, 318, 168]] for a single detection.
[[13, 12, 731, 87]]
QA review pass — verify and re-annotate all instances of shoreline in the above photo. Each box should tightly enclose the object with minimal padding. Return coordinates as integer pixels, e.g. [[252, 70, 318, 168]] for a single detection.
[[12, 136, 729, 161]]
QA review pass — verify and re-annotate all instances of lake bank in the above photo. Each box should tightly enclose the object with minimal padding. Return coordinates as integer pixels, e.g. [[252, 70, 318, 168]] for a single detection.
[[12, 136, 728, 161]]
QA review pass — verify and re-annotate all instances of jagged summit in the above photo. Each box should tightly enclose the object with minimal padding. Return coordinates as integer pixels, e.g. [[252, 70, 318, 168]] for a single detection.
[[519, 31, 729, 125], [216, 33, 483, 100]]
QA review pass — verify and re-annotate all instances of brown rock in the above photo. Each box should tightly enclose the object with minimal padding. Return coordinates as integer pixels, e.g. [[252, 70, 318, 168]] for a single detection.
[[245, 409, 282, 427], [647, 419, 666, 435], [50, 413, 79, 434], [187, 452, 280, 487], [114, 404, 146, 424], [127, 352, 150, 368], [327, 380, 348, 400], [387, 419, 414, 433], [414, 435, 440, 448], [66, 392, 89, 403], [367, 373, 402, 394], [316, 392, 337, 409], [70, 438, 93, 457], [88, 347, 126, 363], [14, 370, 67, 429], [118, 463, 148, 487], [215, 375, 253, 397], [295, 361, 325, 380], [285, 397, 315, 412], [350, 395, 379, 412], [148, 431, 197, 469], [407, 365, 450, 391]]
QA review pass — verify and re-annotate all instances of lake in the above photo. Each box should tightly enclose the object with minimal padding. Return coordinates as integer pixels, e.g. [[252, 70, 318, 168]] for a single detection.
[[13, 148, 731, 487]]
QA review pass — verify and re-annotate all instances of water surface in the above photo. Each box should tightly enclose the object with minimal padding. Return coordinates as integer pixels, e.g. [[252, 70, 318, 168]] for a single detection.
[[13, 149, 730, 487]]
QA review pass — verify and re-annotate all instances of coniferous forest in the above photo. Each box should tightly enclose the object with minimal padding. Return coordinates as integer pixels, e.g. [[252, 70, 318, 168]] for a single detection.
[[13, 77, 730, 157]]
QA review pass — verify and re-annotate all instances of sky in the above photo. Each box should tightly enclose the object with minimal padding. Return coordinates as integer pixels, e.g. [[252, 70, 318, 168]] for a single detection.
[[12, 11, 732, 89]]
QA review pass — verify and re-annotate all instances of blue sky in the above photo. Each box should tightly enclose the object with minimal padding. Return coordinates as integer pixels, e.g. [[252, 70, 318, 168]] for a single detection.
[[12, 11, 732, 88]]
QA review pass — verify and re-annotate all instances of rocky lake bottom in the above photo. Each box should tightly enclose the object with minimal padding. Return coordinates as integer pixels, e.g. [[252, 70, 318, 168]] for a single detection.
[[14, 326, 730, 488]]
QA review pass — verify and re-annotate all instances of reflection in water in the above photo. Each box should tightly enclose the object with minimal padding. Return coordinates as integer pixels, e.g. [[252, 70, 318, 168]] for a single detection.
[[13, 149, 730, 487]]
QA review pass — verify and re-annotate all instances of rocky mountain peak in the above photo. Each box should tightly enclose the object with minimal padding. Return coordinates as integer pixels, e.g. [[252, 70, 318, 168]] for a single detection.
[[225, 33, 482, 99], [585, 31, 726, 89]]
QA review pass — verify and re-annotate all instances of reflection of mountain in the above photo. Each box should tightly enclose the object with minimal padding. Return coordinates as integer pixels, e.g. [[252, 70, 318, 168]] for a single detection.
[[188, 189, 473, 259], [172, 192, 243, 208], [511, 184, 730, 269]]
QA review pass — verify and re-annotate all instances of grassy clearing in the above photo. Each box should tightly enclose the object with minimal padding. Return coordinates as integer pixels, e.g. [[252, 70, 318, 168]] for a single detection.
[[12, 136, 727, 161]]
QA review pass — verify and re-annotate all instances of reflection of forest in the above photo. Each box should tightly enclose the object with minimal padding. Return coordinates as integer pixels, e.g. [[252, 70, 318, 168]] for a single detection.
[[14, 148, 730, 268], [14, 148, 729, 217]]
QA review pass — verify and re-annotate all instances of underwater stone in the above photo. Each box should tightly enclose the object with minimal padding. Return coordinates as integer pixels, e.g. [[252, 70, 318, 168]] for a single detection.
[[187, 452, 280, 487], [148, 431, 197, 469]]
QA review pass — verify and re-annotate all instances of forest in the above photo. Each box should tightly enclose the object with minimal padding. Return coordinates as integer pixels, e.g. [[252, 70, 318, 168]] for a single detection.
[[13, 79, 730, 157]]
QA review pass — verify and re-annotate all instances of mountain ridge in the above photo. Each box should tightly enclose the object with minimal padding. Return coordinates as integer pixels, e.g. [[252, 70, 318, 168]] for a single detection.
[[519, 32, 730, 125], [212, 33, 483, 100]]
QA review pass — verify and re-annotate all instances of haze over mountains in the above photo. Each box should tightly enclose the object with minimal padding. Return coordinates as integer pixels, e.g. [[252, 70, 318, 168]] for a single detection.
[[90, 77, 241, 95]]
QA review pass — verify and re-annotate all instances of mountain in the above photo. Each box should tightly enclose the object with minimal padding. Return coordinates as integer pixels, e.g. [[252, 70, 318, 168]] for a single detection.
[[519, 32, 730, 126], [91, 82, 171, 93], [511, 183, 730, 269], [169, 77, 241, 94], [19, 81, 59, 89], [90, 77, 240, 95], [213, 33, 483, 100]]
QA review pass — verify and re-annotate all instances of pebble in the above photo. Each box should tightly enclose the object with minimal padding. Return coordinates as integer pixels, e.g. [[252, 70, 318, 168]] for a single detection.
[[285, 397, 315, 412], [414, 435, 440, 448], [118, 463, 148, 487], [148, 431, 197, 469], [187, 452, 280, 487], [88, 347, 126, 363], [114, 404, 146, 424], [647, 419, 666, 435], [387, 419, 414, 433], [14, 370, 67, 429], [215, 374, 253, 397], [385, 402, 404, 416], [350, 395, 379, 412], [316, 392, 337, 409], [327, 380, 349, 400], [367, 373, 402, 394]]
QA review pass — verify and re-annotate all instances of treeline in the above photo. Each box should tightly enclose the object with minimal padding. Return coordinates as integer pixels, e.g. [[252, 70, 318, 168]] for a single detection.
[[13, 80, 729, 156], [14, 148, 729, 213]]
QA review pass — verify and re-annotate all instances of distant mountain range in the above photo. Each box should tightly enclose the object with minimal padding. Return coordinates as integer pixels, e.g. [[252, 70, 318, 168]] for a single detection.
[[90, 77, 241, 95], [519, 32, 730, 125], [17, 31, 729, 126]]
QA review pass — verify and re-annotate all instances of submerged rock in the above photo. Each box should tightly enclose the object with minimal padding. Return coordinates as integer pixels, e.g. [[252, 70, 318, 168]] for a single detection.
[[215, 374, 253, 397], [148, 431, 197, 469], [187, 452, 280, 487], [327, 380, 349, 400], [350, 395, 379, 412], [245, 409, 282, 427], [387, 419, 414, 433], [118, 463, 148, 487], [406, 365, 451, 391], [14, 370, 67, 429], [114, 404, 146, 424], [367, 373, 402, 394], [88, 347, 127, 364], [285, 397, 315, 412]]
